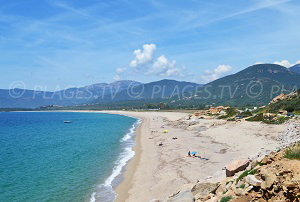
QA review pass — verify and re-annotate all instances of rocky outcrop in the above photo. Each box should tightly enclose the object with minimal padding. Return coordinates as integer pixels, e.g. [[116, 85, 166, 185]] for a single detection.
[[226, 159, 250, 177], [159, 145, 300, 202]]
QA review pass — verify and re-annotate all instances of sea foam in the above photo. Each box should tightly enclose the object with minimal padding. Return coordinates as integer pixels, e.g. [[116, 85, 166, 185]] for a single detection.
[[90, 118, 141, 202]]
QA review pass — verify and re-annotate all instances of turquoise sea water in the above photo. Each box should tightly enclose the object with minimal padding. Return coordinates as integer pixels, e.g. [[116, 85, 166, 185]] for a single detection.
[[0, 112, 138, 202]]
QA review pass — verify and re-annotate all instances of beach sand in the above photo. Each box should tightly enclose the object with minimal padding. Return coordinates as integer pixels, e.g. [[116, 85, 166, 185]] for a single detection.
[[100, 111, 285, 202]]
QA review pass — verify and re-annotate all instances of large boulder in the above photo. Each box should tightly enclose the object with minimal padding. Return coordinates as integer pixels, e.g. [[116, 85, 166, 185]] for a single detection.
[[191, 182, 219, 196], [226, 159, 250, 177]]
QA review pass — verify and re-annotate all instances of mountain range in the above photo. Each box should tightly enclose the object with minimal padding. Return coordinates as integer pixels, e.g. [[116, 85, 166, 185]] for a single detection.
[[1, 63, 300, 109], [184, 64, 300, 106], [290, 64, 300, 74]]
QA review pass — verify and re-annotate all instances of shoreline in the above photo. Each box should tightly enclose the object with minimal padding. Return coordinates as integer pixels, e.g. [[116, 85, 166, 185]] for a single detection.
[[98, 110, 287, 202], [11, 110, 288, 201], [114, 117, 143, 202]]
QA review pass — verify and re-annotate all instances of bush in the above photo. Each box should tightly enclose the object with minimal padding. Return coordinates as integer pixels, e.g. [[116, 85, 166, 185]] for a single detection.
[[226, 107, 238, 117], [220, 196, 233, 202], [246, 113, 264, 122], [285, 143, 300, 160]]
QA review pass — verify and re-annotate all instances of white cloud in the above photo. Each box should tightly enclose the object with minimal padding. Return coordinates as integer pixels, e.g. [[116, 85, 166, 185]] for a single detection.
[[201, 65, 232, 83], [255, 60, 300, 68], [113, 67, 126, 81], [274, 60, 295, 68], [148, 55, 186, 77], [130, 44, 156, 69], [116, 67, 126, 74], [113, 74, 121, 81], [129, 44, 187, 78]]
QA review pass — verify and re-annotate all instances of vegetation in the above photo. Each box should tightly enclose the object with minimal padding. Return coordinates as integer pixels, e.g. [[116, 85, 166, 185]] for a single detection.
[[236, 169, 257, 183], [220, 196, 233, 202], [267, 92, 300, 114], [246, 113, 264, 122], [255, 161, 266, 166], [238, 110, 253, 117], [284, 143, 300, 160], [240, 184, 246, 189], [246, 113, 290, 124]]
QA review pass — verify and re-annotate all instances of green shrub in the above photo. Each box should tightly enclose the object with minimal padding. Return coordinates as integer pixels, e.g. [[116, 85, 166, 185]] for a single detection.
[[246, 113, 264, 122], [240, 184, 246, 189], [255, 161, 265, 166], [220, 196, 233, 202], [236, 169, 257, 183], [285, 144, 300, 160]]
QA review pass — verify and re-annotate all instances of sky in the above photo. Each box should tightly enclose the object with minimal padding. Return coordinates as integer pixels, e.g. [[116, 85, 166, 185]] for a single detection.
[[0, 0, 300, 91]]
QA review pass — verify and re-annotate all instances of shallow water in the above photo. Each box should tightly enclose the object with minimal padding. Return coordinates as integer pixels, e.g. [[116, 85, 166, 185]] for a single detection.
[[0, 112, 137, 202]]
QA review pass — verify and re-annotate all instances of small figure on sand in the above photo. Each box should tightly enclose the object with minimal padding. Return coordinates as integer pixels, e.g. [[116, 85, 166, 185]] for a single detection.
[[188, 151, 191, 157]]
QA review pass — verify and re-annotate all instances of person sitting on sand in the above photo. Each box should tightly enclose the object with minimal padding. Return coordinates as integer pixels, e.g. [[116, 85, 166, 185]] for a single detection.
[[188, 151, 191, 157]]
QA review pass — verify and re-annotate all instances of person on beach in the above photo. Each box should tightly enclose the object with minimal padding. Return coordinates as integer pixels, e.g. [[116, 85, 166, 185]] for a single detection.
[[188, 151, 191, 157]]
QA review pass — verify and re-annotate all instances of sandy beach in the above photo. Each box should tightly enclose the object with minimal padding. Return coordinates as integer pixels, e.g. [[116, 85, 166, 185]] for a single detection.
[[97, 110, 286, 202]]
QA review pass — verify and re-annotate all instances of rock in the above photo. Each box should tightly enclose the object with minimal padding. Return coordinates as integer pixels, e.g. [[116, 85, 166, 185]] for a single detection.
[[231, 195, 252, 202], [191, 183, 219, 196], [245, 175, 262, 186], [215, 184, 226, 198], [150, 199, 161, 202], [261, 172, 276, 190], [189, 120, 199, 126], [261, 157, 272, 165], [244, 185, 253, 193], [205, 196, 218, 202], [226, 159, 250, 177], [167, 189, 194, 202], [167, 184, 194, 202], [194, 193, 214, 201]]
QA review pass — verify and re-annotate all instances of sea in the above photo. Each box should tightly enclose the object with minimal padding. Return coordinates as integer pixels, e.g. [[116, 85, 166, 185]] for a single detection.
[[0, 111, 140, 202]]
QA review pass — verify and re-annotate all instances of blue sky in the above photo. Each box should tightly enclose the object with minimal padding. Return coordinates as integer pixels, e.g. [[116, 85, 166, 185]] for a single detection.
[[0, 0, 299, 90]]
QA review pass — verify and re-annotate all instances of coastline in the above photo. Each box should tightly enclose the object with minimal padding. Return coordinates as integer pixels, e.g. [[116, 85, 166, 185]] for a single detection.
[[114, 117, 143, 202], [98, 110, 287, 202], [16, 110, 287, 201]]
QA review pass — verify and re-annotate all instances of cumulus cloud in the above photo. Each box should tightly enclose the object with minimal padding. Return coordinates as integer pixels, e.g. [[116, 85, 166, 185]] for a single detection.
[[274, 60, 295, 68], [116, 67, 126, 74], [113, 74, 121, 81], [201, 65, 232, 83], [113, 67, 126, 80], [129, 44, 187, 78], [257, 60, 300, 68], [130, 44, 156, 69]]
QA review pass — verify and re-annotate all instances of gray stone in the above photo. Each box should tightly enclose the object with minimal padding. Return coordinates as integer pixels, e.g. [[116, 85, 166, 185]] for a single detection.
[[246, 175, 262, 186], [191, 182, 219, 196]]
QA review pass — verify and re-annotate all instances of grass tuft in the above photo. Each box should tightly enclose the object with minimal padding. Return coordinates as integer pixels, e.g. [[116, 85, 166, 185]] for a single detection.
[[285, 143, 300, 160], [236, 169, 257, 183], [220, 196, 233, 202]]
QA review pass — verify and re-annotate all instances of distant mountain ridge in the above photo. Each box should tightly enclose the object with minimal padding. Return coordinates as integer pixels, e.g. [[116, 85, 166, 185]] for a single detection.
[[0, 80, 141, 108], [290, 64, 300, 74], [1, 63, 300, 109], [89, 79, 202, 104], [187, 64, 300, 106]]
